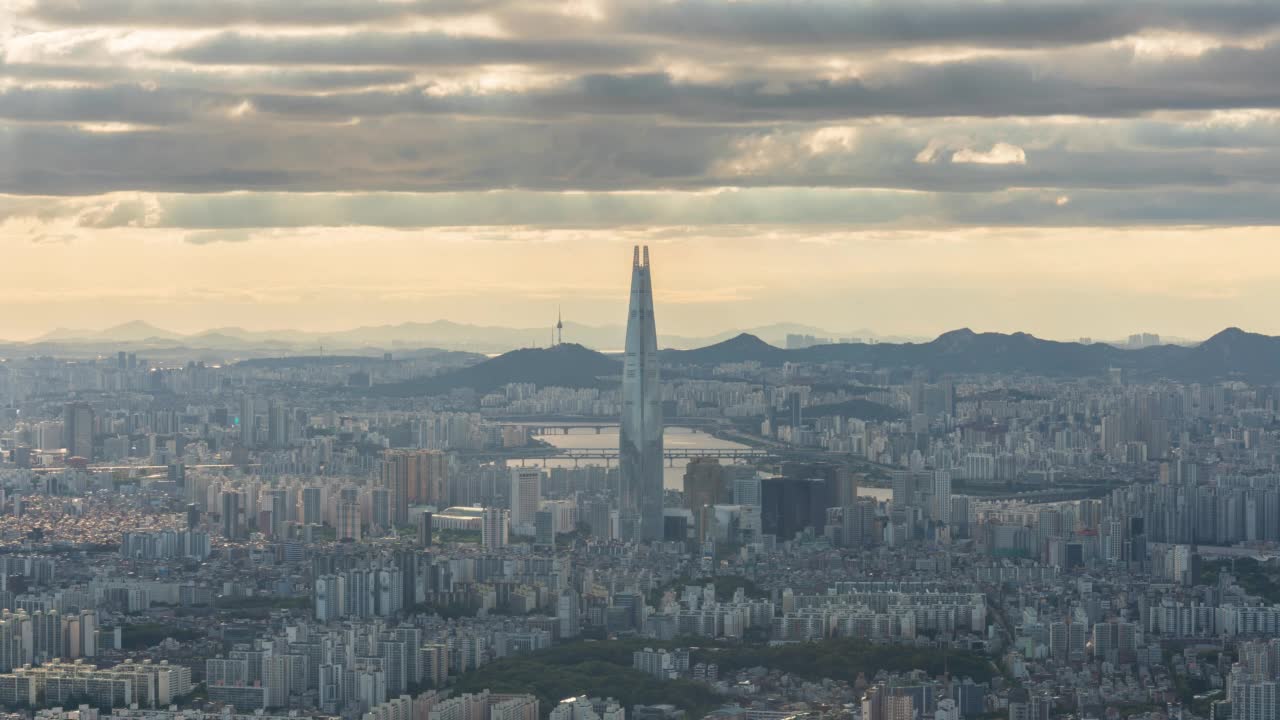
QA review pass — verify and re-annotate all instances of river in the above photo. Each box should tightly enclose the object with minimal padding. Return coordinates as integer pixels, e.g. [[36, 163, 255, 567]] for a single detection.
[[527, 426, 891, 502]]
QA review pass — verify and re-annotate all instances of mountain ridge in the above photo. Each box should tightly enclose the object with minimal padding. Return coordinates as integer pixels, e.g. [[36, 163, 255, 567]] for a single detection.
[[364, 326, 1280, 399], [370, 343, 621, 397], [663, 328, 1280, 381]]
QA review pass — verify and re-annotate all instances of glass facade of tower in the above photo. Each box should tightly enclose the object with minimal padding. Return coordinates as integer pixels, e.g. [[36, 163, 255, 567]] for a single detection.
[[619, 245, 664, 542]]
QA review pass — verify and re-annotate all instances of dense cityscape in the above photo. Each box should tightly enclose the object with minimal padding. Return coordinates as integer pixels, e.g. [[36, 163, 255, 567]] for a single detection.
[[8, 1, 1280, 719], [0, 245, 1276, 720]]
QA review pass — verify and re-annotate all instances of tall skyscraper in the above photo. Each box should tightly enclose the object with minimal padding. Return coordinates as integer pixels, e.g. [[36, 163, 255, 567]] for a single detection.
[[63, 402, 93, 461], [619, 245, 663, 542], [239, 395, 255, 448]]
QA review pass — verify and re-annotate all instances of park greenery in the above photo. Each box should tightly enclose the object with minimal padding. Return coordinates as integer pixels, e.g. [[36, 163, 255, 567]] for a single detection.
[[437, 529, 483, 544], [451, 636, 996, 718], [694, 637, 997, 684], [1203, 558, 1280, 603], [451, 639, 722, 718], [119, 623, 202, 650]]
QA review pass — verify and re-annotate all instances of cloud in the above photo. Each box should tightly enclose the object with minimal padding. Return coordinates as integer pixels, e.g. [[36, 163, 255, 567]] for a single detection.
[[0, 61, 416, 94], [170, 31, 646, 68], [25, 0, 1280, 50], [5, 113, 1280, 198], [10, 186, 1280, 232], [183, 228, 254, 245], [605, 0, 1280, 49], [0, 84, 235, 124], [4, 0, 1280, 235], [21, 0, 509, 27], [952, 142, 1027, 165], [74, 195, 160, 228]]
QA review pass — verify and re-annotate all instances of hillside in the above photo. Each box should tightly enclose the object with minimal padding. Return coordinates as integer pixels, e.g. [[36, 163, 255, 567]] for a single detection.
[[370, 343, 620, 396], [662, 332, 790, 365]]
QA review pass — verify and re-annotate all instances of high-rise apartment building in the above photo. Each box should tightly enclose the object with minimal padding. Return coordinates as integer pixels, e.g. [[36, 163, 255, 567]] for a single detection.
[[482, 507, 509, 550], [380, 449, 448, 527]]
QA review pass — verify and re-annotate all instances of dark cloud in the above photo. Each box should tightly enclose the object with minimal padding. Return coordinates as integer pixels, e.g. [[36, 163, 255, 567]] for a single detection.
[[172, 31, 647, 68], [0, 62, 414, 93], [226, 43, 1280, 123], [6, 115, 1280, 197], [0, 119, 726, 194], [26, 0, 1280, 49], [0, 84, 234, 124], [607, 0, 1280, 48], [22, 0, 508, 27]]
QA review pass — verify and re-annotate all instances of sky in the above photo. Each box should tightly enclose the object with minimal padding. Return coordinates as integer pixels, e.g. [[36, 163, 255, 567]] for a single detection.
[[3, 1, 1280, 341]]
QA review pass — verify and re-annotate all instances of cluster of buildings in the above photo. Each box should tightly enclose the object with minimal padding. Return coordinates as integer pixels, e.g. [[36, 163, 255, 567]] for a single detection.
[[1, 250, 1280, 720]]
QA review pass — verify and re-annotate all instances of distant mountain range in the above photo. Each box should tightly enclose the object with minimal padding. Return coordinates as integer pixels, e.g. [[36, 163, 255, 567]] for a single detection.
[[6, 319, 1277, 384], [368, 326, 1280, 397], [663, 327, 1280, 381], [6, 320, 918, 355]]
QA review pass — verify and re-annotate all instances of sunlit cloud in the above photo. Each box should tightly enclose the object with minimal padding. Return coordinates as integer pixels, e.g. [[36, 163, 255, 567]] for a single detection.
[[952, 142, 1027, 165]]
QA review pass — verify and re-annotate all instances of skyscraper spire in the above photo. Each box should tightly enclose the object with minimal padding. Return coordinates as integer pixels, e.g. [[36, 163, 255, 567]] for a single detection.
[[620, 245, 663, 542]]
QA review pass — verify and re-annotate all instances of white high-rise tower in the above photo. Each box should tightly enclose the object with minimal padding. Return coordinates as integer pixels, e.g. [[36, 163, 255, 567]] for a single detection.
[[619, 245, 663, 542], [510, 467, 542, 535]]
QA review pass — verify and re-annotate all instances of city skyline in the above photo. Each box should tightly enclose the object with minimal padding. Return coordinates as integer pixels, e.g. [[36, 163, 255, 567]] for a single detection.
[[4, 3, 1280, 720]]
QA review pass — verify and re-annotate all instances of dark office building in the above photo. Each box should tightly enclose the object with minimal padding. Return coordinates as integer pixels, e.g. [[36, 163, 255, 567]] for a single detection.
[[535, 510, 555, 548], [762, 476, 831, 541], [953, 681, 988, 717], [417, 511, 434, 547], [64, 402, 94, 461], [395, 549, 417, 610], [663, 514, 689, 543], [781, 461, 856, 506], [1065, 542, 1085, 569]]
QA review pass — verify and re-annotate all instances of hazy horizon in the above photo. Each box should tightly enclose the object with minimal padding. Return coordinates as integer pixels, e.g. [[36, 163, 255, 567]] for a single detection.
[[0, 313, 1243, 347]]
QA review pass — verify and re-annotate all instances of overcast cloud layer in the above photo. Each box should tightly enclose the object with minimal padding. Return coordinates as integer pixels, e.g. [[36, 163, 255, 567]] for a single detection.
[[3, 0, 1280, 339]]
